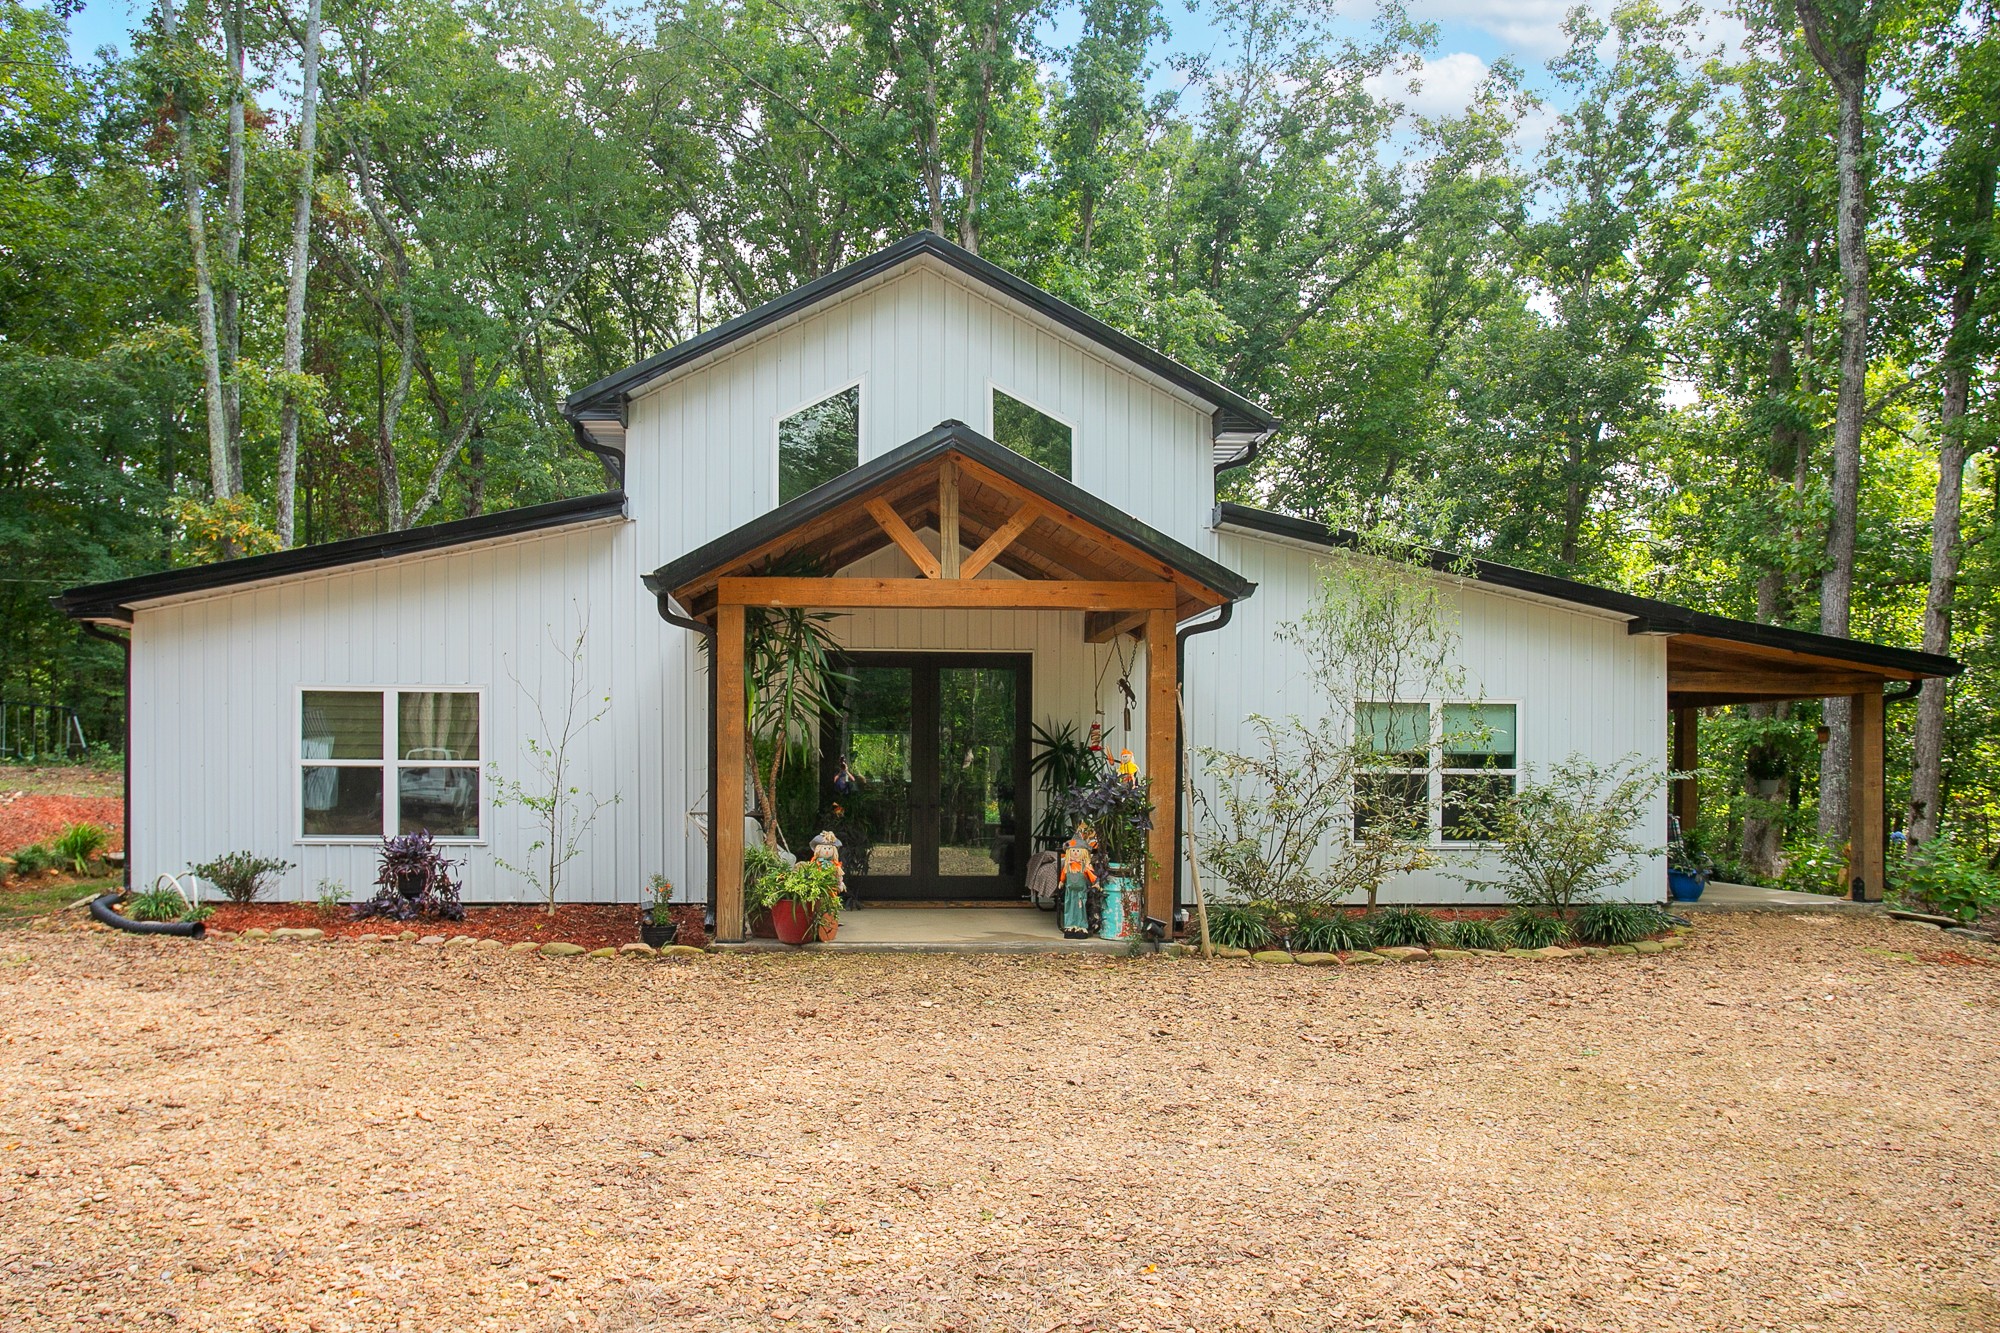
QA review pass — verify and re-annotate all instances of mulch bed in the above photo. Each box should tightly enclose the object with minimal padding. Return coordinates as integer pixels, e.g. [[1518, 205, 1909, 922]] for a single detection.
[[0, 792, 122, 855], [206, 901, 708, 949]]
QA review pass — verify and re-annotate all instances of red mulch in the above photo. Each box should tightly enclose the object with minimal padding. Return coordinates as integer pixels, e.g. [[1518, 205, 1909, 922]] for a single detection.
[[1918, 949, 1995, 967], [206, 901, 708, 950], [0, 793, 122, 855]]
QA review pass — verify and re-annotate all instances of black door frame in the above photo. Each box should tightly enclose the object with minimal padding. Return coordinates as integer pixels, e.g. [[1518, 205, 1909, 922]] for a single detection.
[[824, 651, 1032, 901]]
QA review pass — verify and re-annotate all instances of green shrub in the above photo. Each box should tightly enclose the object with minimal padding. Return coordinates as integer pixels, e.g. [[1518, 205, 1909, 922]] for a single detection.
[[1366, 906, 1446, 947], [8, 843, 55, 877], [743, 844, 788, 902], [1207, 901, 1273, 951], [1893, 837, 2000, 924], [1288, 905, 1372, 952], [189, 851, 293, 904], [181, 903, 213, 924], [1463, 755, 1662, 915], [1445, 918, 1506, 951], [127, 886, 189, 922], [53, 823, 110, 873], [1573, 900, 1672, 946], [1777, 839, 1848, 896], [314, 878, 349, 915], [1502, 908, 1570, 948]]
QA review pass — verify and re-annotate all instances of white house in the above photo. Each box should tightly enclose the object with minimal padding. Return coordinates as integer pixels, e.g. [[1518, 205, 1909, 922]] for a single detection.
[[58, 233, 1956, 938]]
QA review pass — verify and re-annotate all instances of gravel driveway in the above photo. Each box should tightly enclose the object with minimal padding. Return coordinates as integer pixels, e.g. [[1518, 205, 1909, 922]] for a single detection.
[[2, 913, 1995, 1332]]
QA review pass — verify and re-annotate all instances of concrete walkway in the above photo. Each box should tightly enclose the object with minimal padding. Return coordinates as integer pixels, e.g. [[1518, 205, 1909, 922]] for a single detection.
[[719, 905, 1146, 953], [1680, 880, 1883, 914]]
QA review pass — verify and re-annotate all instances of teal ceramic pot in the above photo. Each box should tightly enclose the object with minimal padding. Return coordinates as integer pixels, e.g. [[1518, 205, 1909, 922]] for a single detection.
[[1099, 867, 1136, 939]]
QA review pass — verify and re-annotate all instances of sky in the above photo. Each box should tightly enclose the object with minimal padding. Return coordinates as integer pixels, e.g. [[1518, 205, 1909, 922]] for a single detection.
[[58, 0, 1743, 129]]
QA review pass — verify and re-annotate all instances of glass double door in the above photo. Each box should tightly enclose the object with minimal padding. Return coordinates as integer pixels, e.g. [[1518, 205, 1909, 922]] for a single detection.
[[822, 654, 1029, 901]]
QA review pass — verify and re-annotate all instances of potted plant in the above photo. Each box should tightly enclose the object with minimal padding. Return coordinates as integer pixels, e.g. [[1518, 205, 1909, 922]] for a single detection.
[[354, 830, 464, 922], [640, 873, 677, 947], [750, 859, 842, 945], [1059, 770, 1153, 939], [1030, 721, 1105, 851], [1667, 830, 1712, 902]]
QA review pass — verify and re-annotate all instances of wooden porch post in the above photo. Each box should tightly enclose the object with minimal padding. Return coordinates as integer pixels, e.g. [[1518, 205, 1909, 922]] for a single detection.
[[1145, 608, 1177, 934], [714, 603, 747, 941], [1847, 687, 1886, 902], [1671, 707, 1700, 835]]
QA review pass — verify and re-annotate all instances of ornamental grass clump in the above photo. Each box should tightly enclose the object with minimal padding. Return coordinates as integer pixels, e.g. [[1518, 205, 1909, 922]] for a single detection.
[[1287, 904, 1372, 953], [1365, 905, 1446, 947], [1573, 900, 1673, 946], [1445, 917, 1506, 951], [53, 823, 109, 874], [1208, 901, 1274, 951], [1502, 908, 1570, 948]]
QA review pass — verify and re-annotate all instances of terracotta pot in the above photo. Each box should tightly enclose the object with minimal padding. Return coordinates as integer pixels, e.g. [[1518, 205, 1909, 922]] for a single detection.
[[817, 912, 838, 942], [771, 899, 816, 945]]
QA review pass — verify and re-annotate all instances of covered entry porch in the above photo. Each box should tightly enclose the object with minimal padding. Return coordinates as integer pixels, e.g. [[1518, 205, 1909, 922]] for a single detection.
[[645, 422, 1254, 943]]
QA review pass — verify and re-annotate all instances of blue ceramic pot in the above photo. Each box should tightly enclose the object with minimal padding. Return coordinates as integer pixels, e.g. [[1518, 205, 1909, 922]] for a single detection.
[[1667, 869, 1705, 902]]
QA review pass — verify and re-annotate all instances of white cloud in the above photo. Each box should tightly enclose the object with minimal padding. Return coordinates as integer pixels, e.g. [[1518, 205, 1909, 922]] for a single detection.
[[1415, 0, 1612, 59], [1365, 51, 1493, 119]]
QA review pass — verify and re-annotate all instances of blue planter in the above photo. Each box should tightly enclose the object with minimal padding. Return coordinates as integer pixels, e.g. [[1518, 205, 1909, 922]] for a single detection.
[[1667, 869, 1706, 902]]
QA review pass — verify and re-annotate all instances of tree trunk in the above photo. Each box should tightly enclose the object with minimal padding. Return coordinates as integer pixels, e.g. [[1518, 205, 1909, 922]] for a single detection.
[[1908, 152, 1995, 845], [161, 0, 233, 502], [1794, 3, 1874, 842], [220, 0, 246, 492], [957, 20, 1001, 255], [276, 0, 324, 548]]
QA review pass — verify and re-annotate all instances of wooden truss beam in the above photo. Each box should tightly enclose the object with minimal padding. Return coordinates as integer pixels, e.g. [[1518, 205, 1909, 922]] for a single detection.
[[938, 460, 961, 578], [959, 501, 1042, 580], [863, 498, 942, 579], [1084, 609, 1149, 643], [717, 576, 1177, 612]]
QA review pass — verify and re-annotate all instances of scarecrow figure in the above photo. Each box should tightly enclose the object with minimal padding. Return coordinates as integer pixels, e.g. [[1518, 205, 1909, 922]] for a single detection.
[[1114, 747, 1140, 785], [1059, 823, 1100, 939], [808, 830, 846, 899]]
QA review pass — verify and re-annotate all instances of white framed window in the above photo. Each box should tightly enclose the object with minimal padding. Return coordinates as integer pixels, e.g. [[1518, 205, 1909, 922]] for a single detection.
[[1354, 701, 1519, 844], [987, 382, 1073, 479], [300, 688, 484, 842], [776, 380, 862, 504]]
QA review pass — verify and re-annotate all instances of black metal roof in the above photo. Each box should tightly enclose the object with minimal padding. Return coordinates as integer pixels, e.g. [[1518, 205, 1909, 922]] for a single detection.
[[564, 232, 1279, 457], [1214, 502, 1960, 679], [55, 491, 629, 623], [646, 422, 1257, 604]]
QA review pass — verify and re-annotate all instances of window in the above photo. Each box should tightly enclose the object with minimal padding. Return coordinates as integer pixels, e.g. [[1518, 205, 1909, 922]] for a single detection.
[[779, 384, 860, 503], [302, 689, 481, 840], [1355, 702, 1430, 840], [1353, 701, 1518, 843], [1441, 702, 1517, 842], [991, 388, 1072, 478]]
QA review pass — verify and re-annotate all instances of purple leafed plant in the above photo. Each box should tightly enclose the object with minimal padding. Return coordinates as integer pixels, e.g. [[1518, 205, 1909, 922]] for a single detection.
[[353, 830, 465, 921]]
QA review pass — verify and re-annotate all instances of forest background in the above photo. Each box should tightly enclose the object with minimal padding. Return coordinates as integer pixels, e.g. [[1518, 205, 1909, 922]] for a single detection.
[[3, 0, 1994, 883]]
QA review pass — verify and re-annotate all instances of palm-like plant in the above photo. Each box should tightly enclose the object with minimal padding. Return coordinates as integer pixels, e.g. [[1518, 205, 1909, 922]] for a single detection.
[[736, 555, 851, 856]]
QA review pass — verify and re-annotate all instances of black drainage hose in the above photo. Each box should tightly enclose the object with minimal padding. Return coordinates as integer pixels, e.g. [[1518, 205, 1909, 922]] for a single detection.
[[89, 892, 205, 939]]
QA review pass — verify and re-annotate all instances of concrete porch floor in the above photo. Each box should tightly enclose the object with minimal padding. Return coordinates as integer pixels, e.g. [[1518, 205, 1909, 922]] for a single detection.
[[718, 904, 1146, 953], [1682, 880, 1884, 914]]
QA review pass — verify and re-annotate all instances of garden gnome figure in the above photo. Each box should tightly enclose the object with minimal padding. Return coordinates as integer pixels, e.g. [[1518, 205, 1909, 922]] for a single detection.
[[1058, 823, 1098, 939]]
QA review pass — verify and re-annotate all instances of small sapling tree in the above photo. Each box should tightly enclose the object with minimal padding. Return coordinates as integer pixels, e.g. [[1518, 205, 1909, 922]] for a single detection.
[[490, 616, 619, 912]]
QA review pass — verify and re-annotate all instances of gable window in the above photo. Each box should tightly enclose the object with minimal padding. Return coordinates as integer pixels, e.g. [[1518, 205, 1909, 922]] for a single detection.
[[302, 689, 482, 841], [991, 388, 1072, 478], [779, 384, 860, 504], [1353, 701, 1518, 843]]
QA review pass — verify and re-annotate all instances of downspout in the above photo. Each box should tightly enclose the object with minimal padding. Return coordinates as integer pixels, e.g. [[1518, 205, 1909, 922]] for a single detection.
[[654, 594, 718, 935], [567, 416, 626, 490], [1172, 602, 1234, 929], [80, 622, 132, 891]]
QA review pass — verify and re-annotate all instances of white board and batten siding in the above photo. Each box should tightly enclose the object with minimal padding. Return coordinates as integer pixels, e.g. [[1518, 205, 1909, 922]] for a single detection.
[[621, 257, 1220, 568], [1183, 531, 1669, 904], [126, 517, 701, 906]]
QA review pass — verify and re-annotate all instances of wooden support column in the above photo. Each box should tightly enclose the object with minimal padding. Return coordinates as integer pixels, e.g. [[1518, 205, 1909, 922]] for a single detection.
[[1145, 607, 1177, 934], [938, 460, 961, 578], [1670, 707, 1699, 835], [1847, 688, 1886, 902], [714, 603, 747, 941]]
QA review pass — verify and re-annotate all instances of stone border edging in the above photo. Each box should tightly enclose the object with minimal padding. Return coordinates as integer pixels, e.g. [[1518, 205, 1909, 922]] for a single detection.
[[1187, 926, 1697, 965]]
